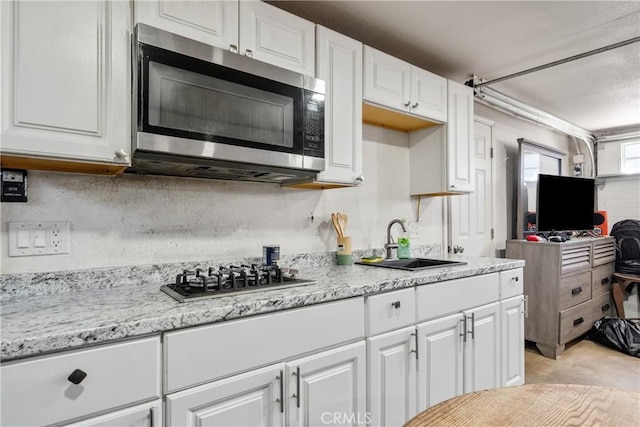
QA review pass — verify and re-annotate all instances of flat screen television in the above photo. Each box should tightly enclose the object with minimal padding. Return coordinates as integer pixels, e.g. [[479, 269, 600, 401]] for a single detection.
[[536, 174, 595, 233]]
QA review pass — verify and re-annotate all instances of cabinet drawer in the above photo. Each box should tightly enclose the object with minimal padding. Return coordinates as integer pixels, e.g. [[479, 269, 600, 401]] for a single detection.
[[558, 271, 591, 310], [164, 298, 364, 392], [559, 301, 592, 345], [500, 268, 523, 299], [0, 337, 160, 427], [592, 292, 613, 321], [366, 288, 416, 336], [591, 263, 614, 297], [416, 273, 499, 322], [593, 239, 616, 267]]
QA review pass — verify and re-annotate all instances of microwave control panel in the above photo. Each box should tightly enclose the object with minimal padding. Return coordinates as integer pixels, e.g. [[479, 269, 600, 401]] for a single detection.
[[303, 90, 324, 158]]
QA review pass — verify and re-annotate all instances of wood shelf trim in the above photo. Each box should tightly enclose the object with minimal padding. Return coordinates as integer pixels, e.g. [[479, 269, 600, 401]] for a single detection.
[[362, 102, 440, 132]]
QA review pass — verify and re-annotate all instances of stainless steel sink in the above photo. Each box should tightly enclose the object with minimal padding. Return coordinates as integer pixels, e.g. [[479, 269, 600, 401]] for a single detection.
[[355, 258, 467, 271]]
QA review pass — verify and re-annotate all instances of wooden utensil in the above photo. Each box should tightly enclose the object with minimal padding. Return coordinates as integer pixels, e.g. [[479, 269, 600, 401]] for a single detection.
[[331, 213, 344, 238], [337, 213, 348, 235]]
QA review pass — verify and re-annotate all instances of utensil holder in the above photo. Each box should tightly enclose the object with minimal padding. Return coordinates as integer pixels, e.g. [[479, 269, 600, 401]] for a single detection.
[[336, 236, 353, 265]]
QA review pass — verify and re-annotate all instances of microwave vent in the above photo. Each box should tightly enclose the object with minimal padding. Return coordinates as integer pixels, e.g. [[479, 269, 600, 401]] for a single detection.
[[126, 153, 317, 184]]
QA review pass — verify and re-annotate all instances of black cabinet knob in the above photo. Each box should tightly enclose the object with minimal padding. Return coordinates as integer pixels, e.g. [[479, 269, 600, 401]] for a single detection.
[[68, 369, 87, 385], [391, 301, 401, 309]]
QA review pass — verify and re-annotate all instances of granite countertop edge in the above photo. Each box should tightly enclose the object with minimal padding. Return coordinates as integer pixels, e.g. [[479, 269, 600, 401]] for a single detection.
[[0, 256, 524, 361]]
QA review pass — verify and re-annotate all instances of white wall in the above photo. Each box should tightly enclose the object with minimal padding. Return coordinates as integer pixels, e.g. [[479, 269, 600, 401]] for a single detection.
[[597, 177, 640, 231], [1, 125, 444, 274]]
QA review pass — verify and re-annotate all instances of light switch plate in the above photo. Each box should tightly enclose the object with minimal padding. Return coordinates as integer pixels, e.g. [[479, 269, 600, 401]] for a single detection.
[[8, 222, 70, 257]]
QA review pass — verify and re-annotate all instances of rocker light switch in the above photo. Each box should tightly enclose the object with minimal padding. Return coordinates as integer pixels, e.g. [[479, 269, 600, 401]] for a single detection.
[[33, 231, 46, 248], [17, 230, 30, 248]]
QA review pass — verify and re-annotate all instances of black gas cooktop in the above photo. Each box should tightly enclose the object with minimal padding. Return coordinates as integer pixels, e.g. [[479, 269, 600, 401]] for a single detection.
[[161, 264, 317, 302]]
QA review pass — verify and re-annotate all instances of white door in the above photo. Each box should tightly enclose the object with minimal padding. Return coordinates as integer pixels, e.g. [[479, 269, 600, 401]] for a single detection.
[[501, 296, 526, 387], [315, 26, 363, 185], [416, 313, 464, 411], [239, 0, 315, 75], [367, 327, 417, 427], [463, 302, 501, 394], [287, 342, 366, 427], [134, 0, 239, 49], [165, 364, 284, 427], [449, 117, 495, 256]]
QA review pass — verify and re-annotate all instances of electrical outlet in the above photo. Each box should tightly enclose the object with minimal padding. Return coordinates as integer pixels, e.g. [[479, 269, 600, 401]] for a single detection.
[[8, 222, 70, 257]]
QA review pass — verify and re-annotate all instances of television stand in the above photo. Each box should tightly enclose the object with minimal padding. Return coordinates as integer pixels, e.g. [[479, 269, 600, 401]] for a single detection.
[[506, 237, 616, 359]]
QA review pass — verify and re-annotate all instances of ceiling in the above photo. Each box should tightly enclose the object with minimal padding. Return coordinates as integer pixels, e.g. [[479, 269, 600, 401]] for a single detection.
[[267, 1, 640, 133]]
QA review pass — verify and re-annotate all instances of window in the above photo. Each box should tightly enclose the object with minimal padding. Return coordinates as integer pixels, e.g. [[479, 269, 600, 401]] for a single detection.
[[621, 141, 640, 174]]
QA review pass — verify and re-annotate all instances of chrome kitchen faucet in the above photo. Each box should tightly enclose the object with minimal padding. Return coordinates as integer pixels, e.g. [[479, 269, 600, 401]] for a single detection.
[[385, 219, 407, 259]]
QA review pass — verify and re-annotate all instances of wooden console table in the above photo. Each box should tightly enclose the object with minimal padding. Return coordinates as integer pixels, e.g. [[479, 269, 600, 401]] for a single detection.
[[404, 383, 640, 426]]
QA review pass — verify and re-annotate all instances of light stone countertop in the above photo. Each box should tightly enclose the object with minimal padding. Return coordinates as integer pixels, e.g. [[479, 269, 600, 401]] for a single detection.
[[0, 252, 524, 361]]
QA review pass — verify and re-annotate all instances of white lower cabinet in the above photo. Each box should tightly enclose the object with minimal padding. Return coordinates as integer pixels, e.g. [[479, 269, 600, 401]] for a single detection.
[[63, 400, 162, 427], [367, 326, 417, 427], [416, 301, 500, 411], [287, 342, 367, 427], [166, 364, 284, 426], [0, 336, 161, 427], [500, 295, 526, 387], [166, 341, 366, 427]]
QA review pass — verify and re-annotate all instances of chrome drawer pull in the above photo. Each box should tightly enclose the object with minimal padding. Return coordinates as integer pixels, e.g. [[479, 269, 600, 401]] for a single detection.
[[277, 370, 284, 413], [571, 287, 582, 295], [573, 317, 584, 326], [67, 369, 87, 385]]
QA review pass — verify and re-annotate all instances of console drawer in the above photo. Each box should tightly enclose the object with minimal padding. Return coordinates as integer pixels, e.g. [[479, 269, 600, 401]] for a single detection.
[[592, 292, 613, 321], [0, 337, 160, 427], [559, 301, 592, 345], [366, 288, 416, 336], [558, 271, 591, 311], [591, 263, 615, 297]]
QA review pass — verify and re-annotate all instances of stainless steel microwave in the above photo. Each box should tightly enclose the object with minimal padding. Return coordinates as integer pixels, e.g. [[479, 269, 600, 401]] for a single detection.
[[128, 24, 325, 183]]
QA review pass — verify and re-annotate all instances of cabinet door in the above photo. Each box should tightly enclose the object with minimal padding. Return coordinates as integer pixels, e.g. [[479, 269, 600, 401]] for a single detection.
[[239, 0, 315, 75], [315, 26, 363, 185], [367, 327, 417, 427], [166, 364, 284, 427], [62, 400, 161, 427], [287, 342, 366, 427], [134, 0, 239, 49], [463, 302, 501, 393], [410, 67, 447, 122], [416, 313, 464, 411], [501, 296, 525, 387], [1, 0, 130, 165], [363, 46, 411, 112], [446, 80, 474, 192]]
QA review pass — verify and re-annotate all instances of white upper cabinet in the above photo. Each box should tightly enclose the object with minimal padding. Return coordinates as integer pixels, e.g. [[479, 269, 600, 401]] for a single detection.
[[363, 46, 447, 123], [135, 1, 315, 75], [303, 25, 362, 187], [446, 80, 475, 193], [134, 0, 239, 50], [409, 79, 474, 195], [239, 0, 314, 75], [0, 0, 131, 173]]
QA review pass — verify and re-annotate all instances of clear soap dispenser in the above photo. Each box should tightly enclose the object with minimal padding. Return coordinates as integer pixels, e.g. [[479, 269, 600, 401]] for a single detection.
[[397, 229, 410, 259]]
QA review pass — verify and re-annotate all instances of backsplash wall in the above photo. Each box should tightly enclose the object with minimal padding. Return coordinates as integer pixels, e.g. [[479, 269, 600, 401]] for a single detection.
[[1, 125, 444, 274]]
